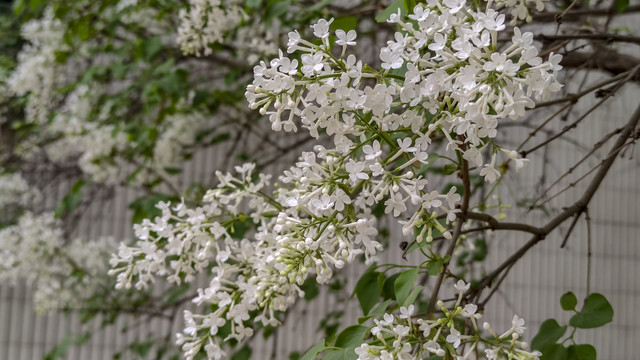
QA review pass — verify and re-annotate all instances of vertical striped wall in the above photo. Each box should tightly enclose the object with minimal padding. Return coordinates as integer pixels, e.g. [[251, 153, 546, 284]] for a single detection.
[[1, 75, 639, 360]]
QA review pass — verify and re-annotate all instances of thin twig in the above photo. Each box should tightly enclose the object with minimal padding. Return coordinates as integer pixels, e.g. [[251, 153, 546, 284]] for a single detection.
[[465, 212, 545, 235], [478, 262, 515, 307], [530, 125, 624, 208], [585, 208, 592, 296], [522, 66, 638, 157], [531, 5, 640, 22], [536, 33, 640, 46], [534, 68, 638, 108], [426, 144, 471, 315], [517, 103, 573, 151], [537, 140, 635, 208], [466, 101, 640, 301], [554, 0, 582, 24], [560, 212, 583, 248]]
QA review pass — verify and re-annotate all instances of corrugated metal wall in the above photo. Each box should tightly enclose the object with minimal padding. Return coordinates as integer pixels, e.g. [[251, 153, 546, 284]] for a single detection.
[[1, 70, 639, 360]]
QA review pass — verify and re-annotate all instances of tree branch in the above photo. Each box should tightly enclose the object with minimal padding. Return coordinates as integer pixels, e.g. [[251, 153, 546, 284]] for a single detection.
[[426, 146, 471, 315], [558, 50, 640, 81], [465, 212, 545, 235], [468, 101, 640, 303], [537, 33, 640, 46], [531, 5, 640, 22]]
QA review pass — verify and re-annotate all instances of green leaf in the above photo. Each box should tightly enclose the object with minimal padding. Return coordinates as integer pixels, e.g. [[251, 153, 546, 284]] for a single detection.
[[44, 336, 73, 360], [44, 333, 90, 360], [29, 0, 45, 11], [358, 299, 391, 324], [128, 341, 153, 357], [246, 0, 263, 8], [569, 293, 614, 329], [163, 167, 182, 175], [54, 51, 69, 64], [129, 194, 175, 224], [76, 18, 91, 41], [353, 266, 380, 315], [531, 319, 567, 351], [208, 132, 231, 145], [402, 285, 423, 307], [301, 277, 320, 301], [330, 17, 358, 32], [54, 180, 86, 218], [231, 346, 252, 360], [567, 344, 596, 360], [143, 37, 163, 61], [471, 238, 487, 261], [375, 0, 405, 22], [322, 347, 357, 360], [372, 201, 386, 218], [309, 0, 333, 11], [560, 292, 578, 311], [265, 0, 290, 23], [615, 0, 630, 12], [394, 268, 419, 306], [13, 0, 27, 14], [334, 325, 368, 348], [162, 282, 190, 307], [442, 164, 458, 175], [300, 338, 324, 360], [370, 299, 391, 317], [541, 344, 568, 360], [381, 272, 401, 300], [229, 217, 253, 239], [426, 257, 445, 276]]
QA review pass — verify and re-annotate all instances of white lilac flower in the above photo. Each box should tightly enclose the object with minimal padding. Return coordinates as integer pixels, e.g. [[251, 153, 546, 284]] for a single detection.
[[357, 303, 535, 359], [335, 29, 357, 46], [113, 1, 564, 358]]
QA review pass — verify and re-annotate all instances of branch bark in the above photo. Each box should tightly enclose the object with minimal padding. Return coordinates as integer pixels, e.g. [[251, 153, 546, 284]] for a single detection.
[[537, 33, 640, 46], [559, 50, 640, 81], [426, 146, 471, 315], [468, 101, 640, 303], [531, 5, 640, 22]]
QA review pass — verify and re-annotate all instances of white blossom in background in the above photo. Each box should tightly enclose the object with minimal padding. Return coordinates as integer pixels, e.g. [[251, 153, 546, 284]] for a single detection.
[[234, 18, 280, 64], [0, 171, 39, 208], [177, 0, 278, 63], [5, 3, 211, 185], [119, 0, 174, 37], [77, 125, 132, 183], [153, 111, 209, 169], [0, 212, 117, 313], [7, 9, 67, 125], [492, 0, 551, 24], [177, 0, 246, 56]]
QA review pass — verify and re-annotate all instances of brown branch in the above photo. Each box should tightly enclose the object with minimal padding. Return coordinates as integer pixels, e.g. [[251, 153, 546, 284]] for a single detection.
[[558, 50, 640, 81], [537, 140, 635, 208], [465, 212, 545, 235], [554, 0, 582, 24], [478, 262, 515, 306], [426, 145, 471, 315], [521, 65, 639, 157], [468, 101, 640, 302], [534, 67, 637, 108], [530, 125, 624, 209], [585, 208, 593, 296], [537, 33, 640, 46], [518, 103, 573, 150], [560, 212, 583, 248], [531, 5, 640, 22]]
